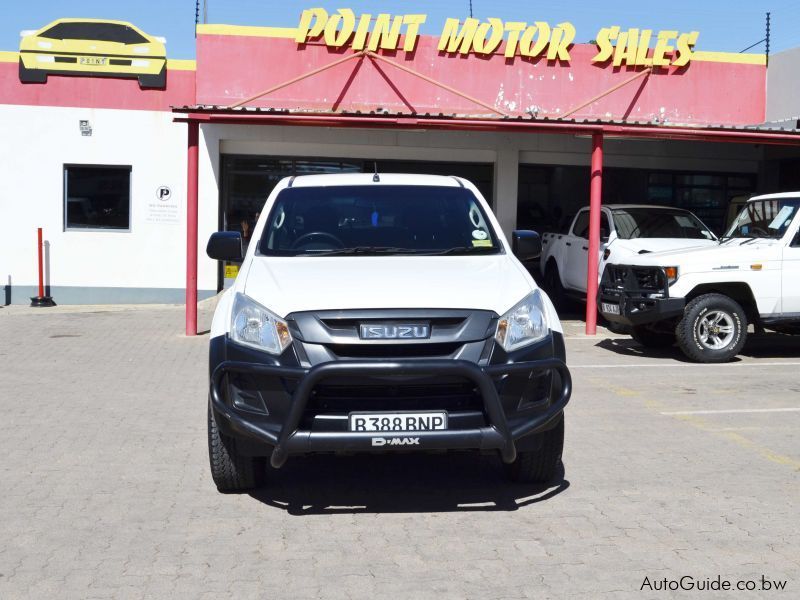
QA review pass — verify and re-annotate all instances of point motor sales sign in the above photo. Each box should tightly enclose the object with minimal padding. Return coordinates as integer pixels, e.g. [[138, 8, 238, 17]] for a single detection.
[[296, 8, 699, 68]]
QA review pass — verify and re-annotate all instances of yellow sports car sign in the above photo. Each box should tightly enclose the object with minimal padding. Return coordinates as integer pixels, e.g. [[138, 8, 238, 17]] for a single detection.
[[19, 18, 167, 88]]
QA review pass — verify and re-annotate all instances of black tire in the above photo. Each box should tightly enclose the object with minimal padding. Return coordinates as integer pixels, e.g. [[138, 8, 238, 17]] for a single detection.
[[507, 417, 564, 483], [19, 59, 47, 83], [631, 325, 676, 348], [208, 400, 265, 492], [676, 293, 747, 363], [138, 64, 166, 89], [543, 262, 566, 310]]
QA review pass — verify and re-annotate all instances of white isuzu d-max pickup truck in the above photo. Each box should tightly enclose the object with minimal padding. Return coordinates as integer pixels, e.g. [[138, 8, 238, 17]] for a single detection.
[[599, 192, 800, 362], [205, 173, 571, 492]]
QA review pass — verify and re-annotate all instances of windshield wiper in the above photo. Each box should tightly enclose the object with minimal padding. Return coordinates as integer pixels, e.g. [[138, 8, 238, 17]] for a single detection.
[[301, 246, 425, 256], [424, 245, 499, 255]]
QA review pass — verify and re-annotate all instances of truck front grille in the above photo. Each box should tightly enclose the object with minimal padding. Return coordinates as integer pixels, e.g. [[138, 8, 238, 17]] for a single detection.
[[306, 379, 483, 414], [603, 265, 667, 295]]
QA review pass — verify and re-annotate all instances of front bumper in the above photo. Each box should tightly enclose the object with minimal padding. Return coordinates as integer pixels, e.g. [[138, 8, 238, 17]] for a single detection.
[[598, 264, 685, 326], [598, 293, 685, 326], [210, 354, 571, 469]]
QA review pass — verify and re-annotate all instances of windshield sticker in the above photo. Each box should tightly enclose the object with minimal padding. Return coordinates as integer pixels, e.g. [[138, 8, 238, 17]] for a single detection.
[[472, 229, 488, 240], [469, 207, 482, 228], [769, 206, 794, 229], [674, 215, 694, 227], [472, 239, 493, 247]]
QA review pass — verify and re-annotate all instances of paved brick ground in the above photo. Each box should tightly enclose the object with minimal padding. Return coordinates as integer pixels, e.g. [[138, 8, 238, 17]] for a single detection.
[[1, 304, 798, 599]]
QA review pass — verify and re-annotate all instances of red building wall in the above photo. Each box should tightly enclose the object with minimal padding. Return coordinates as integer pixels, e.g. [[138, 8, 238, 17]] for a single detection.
[[196, 32, 765, 126]]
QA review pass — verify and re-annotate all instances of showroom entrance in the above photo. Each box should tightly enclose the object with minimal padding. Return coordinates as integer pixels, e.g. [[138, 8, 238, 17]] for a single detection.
[[217, 155, 494, 290]]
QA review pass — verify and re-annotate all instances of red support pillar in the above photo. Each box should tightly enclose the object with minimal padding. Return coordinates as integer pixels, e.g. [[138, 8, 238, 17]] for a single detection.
[[185, 121, 199, 336], [585, 132, 603, 335]]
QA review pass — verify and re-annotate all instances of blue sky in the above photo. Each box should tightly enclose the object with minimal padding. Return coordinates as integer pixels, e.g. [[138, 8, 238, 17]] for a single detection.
[[2, 0, 798, 59]]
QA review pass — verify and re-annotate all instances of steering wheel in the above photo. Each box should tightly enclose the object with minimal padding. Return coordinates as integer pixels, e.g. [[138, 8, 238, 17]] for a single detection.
[[290, 231, 345, 249], [748, 226, 770, 237]]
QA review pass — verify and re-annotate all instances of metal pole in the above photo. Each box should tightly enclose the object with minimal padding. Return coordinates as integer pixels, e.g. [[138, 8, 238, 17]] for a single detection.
[[231, 51, 367, 108], [560, 68, 651, 119], [585, 133, 603, 335], [366, 51, 511, 117], [766, 12, 771, 67], [30, 227, 54, 307], [37, 227, 44, 299], [186, 122, 199, 336]]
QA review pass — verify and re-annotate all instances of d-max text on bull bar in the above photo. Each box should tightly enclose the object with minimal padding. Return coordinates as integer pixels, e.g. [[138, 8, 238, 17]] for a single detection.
[[205, 173, 571, 492]]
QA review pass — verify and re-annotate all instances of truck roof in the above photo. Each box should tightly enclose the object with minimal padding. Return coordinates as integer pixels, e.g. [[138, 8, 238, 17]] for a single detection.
[[604, 204, 691, 211], [747, 192, 800, 201], [287, 173, 465, 188], [574, 204, 695, 211]]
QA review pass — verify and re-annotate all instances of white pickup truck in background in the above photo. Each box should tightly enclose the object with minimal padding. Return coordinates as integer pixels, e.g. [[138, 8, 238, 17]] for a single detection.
[[540, 204, 717, 304], [599, 193, 800, 362]]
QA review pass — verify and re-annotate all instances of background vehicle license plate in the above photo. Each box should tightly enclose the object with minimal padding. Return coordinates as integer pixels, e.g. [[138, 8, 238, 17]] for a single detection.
[[601, 302, 620, 315], [80, 57, 107, 65], [349, 412, 447, 432]]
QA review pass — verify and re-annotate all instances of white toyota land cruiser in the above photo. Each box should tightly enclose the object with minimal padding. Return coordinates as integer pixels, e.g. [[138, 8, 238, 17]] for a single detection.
[[205, 173, 571, 492], [599, 192, 800, 362]]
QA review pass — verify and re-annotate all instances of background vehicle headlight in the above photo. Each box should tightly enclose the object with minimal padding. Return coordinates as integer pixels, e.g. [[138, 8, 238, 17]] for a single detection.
[[230, 293, 291, 355], [664, 266, 679, 284], [495, 290, 549, 352]]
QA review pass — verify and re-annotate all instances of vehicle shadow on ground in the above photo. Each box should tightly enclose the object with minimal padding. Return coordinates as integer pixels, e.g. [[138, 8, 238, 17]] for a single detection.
[[249, 453, 569, 515], [594, 333, 800, 361], [593, 338, 700, 362]]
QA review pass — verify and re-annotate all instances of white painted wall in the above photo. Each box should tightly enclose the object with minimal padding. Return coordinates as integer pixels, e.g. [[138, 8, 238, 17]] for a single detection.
[[0, 104, 189, 302]]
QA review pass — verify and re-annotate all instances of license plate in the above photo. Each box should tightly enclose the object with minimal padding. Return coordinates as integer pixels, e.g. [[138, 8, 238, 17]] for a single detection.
[[601, 302, 620, 315], [349, 412, 447, 432], [79, 56, 107, 65]]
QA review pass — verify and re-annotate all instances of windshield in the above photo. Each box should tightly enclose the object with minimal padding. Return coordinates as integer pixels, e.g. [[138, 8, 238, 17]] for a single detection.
[[258, 185, 501, 256], [725, 198, 800, 239], [612, 208, 715, 240]]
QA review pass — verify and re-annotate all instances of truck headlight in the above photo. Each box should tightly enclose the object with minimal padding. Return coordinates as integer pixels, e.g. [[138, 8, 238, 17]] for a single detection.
[[230, 293, 292, 355], [664, 266, 679, 284], [495, 290, 549, 352]]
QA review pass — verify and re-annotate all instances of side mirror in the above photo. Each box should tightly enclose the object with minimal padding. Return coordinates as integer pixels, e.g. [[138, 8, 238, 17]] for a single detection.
[[207, 231, 243, 261], [512, 230, 542, 261]]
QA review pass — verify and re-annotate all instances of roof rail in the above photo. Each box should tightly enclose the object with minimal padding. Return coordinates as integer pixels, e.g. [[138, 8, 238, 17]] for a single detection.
[[449, 176, 464, 187]]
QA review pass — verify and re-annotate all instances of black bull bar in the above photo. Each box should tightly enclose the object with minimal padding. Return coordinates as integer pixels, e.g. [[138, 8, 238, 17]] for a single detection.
[[210, 358, 571, 468]]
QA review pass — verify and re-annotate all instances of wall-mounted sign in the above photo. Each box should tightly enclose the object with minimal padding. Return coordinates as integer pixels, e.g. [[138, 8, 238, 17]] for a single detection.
[[19, 18, 167, 88], [295, 8, 699, 68], [145, 185, 179, 225]]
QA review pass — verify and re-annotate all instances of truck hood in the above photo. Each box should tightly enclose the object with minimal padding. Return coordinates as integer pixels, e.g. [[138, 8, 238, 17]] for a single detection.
[[609, 237, 716, 256], [242, 254, 533, 318], [618, 238, 783, 269]]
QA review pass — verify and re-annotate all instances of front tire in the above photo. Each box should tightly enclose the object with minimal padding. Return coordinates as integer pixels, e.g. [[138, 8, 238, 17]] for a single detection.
[[544, 262, 566, 310], [208, 400, 265, 492], [676, 294, 747, 363], [631, 325, 676, 348], [507, 417, 564, 483]]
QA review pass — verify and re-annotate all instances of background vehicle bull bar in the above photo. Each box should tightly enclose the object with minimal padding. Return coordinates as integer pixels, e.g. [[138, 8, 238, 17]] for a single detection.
[[210, 358, 572, 468]]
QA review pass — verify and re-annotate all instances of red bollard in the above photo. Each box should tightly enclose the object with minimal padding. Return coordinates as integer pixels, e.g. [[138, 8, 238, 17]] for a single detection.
[[30, 227, 55, 307]]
